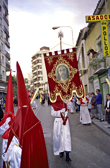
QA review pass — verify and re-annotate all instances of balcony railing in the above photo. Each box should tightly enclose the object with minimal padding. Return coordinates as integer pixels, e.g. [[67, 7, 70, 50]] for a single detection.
[[4, 26, 9, 37], [89, 51, 106, 76], [4, 38, 10, 48], [5, 50, 10, 60], [3, 2, 8, 15], [3, 14, 9, 25], [6, 62, 10, 70]]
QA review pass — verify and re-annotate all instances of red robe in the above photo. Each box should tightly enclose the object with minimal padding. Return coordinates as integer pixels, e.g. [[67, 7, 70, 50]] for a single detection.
[[5, 62, 49, 168]]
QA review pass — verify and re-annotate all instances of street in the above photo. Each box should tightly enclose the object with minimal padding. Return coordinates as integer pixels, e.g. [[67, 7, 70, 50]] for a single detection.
[[0, 100, 110, 168]]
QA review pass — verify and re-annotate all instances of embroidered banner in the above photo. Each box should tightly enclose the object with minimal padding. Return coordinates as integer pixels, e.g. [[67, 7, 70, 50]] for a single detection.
[[44, 48, 83, 102]]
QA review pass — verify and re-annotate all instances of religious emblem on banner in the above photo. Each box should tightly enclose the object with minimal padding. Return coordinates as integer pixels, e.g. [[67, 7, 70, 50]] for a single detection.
[[44, 48, 83, 102]]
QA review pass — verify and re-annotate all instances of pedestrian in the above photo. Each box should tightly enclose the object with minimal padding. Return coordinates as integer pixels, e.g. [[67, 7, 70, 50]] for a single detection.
[[47, 93, 51, 105], [87, 93, 92, 113], [74, 93, 80, 112], [51, 96, 71, 162], [0, 104, 3, 121], [67, 96, 75, 114], [106, 94, 110, 129], [41, 94, 45, 105], [95, 89, 104, 121], [79, 97, 91, 125], [91, 92, 98, 119]]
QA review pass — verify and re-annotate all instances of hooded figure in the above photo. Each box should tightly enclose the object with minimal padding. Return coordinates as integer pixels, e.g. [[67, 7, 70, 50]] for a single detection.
[[0, 71, 15, 168], [79, 79, 91, 125], [2, 62, 49, 168], [51, 96, 71, 162]]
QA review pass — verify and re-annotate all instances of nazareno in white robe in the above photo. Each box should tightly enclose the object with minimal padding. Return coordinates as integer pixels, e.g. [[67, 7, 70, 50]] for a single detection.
[[0, 117, 11, 168], [80, 98, 91, 124], [51, 106, 71, 155], [67, 100, 75, 113], [2, 136, 22, 168], [0, 117, 22, 168]]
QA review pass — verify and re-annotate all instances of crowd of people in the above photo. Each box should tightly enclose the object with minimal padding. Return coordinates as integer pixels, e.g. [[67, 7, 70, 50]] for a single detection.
[[66, 89, 110, 129]]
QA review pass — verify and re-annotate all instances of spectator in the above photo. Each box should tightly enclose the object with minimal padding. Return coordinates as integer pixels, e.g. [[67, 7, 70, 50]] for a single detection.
[[95, 89, 104, 121], [106, 94, 110, 129], [47, 93, 51, 106], [87, 93, 92, 113], [0, 104, 3, 120], [91, 92, 98, 119]]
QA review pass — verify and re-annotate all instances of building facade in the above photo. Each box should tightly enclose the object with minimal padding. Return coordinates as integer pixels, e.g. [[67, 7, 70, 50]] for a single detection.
[[76, 0, 110, 106], [31, 46, 49, 92], [0, 0, 10, 97], [76, 27, 88, 96]]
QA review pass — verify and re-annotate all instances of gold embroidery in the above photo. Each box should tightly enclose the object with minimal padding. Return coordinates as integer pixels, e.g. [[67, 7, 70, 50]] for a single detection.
[[48, 57, 77, 93], [46, 57, 53, 65], [68, 53, 74, 61], [45, 51, 83, 102], [44, 52, 76, 64]]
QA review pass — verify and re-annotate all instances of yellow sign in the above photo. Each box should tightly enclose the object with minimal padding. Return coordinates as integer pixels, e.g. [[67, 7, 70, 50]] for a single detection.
[[101, 21, 110, 57], [86, 14, 110, 22], [86, 14, 110, 57]]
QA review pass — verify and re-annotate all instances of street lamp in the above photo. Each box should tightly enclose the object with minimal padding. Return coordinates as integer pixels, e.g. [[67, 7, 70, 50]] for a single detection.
[[52, 26, 74, 47], [58, 30, 63, 50]]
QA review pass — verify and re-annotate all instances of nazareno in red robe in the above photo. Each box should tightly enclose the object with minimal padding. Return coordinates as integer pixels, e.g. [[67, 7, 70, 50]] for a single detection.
[[5, 62, 49, 168]]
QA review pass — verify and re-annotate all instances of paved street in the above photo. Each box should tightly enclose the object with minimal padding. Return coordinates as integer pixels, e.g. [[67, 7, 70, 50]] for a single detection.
[[0, 100, 110, 168], [35, 100, 110, 168]]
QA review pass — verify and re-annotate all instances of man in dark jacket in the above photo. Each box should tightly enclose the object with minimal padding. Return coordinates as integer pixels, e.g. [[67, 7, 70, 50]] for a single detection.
[[95, 89, 104, 121], [91, 93, 97, 119]]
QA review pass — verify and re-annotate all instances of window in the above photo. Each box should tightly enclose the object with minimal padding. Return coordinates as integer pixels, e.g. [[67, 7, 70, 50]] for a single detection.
[[0, 17, 2, 24], [81, 44, 85, 68], [0, 5, 2, 12], [97, 41, 102, 52], [2, 71, 4, 78], [1, 30, 3, 37], [1, 43, 3, 50], [2, 55, 4, 64]]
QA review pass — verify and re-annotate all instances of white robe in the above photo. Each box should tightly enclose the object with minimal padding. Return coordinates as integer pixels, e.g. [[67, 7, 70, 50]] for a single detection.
[[0, 117, 11, 168], [67, 101, 75, 113], [51, 106, 71, 155], [31, 100, 37, 109], [2, 136, 22, 168], [80, 99, 91, 124]]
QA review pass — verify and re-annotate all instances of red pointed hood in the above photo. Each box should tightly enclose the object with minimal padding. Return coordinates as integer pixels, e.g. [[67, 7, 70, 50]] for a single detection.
[[17, 62, 28, 107], [51, 95, 67, 111], [6, 62, 49, 167], [0, 71, 15, 127], [6, 62, 40, 146]]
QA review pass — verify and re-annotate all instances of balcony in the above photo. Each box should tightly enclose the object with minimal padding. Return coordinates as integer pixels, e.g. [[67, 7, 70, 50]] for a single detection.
[[78, 63, 88, 76], [33, 76, 37, 79], [4, 38, 10, 48], [3, 14, 9, 25], [3, 2, 8, 15], [4, 26, 9, 37], [5, 50, 10, 59], [6, 62, 10, 70], [89, 51, 106, 76], [33, 69, 37, 74]]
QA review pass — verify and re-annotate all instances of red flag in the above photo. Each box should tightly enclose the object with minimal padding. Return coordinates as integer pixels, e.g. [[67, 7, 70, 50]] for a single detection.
[[44, 48, 83, 103], [6, 62, 49, 168]]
